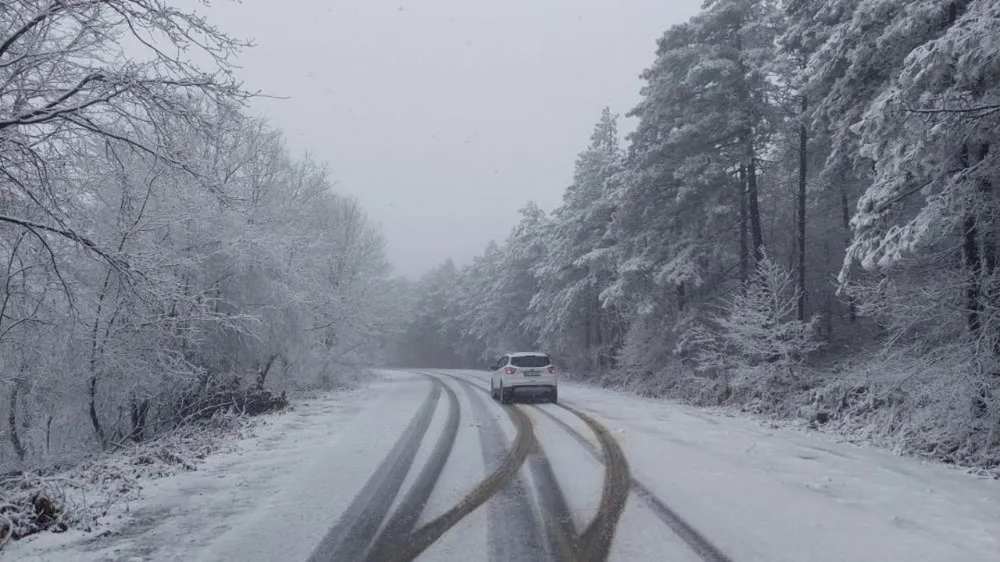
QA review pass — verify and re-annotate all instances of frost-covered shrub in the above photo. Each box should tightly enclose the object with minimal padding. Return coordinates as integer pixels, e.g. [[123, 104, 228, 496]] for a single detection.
[[838, 263, 1000, 469], [689, 255, 824, 396]]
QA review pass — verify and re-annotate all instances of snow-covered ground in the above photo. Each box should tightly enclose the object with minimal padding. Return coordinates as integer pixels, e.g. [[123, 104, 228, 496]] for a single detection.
[[3, 376, 414, 562], [5, 369, 998, 562], [513, 372, 1000, 562]]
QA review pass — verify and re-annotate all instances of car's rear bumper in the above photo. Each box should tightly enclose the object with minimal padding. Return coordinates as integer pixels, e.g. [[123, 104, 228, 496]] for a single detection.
[[507, 385, 556, 397], [503, 375, 557, 389]]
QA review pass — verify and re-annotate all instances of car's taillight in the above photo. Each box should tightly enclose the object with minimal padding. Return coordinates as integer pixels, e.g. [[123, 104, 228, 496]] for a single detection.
[[548, 366, 556, 375], [504, 366, 516, 375]]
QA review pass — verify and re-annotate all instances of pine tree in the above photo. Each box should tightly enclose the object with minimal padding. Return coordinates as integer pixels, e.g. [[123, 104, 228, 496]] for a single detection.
[[529, 109, 624, 371]]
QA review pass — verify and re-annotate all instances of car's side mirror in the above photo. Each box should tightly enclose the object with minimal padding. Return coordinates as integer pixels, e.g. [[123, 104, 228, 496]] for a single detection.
[[488, 363, 496, 371]]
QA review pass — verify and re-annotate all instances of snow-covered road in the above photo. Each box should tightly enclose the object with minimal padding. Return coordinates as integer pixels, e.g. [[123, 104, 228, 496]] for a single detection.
[[8, 370, 999, 562]]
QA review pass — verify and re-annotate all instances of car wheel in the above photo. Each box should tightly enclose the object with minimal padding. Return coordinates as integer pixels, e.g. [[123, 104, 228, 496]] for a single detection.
[[490, 380, 498, 400], [500, 385, 513, 404], [550, 387, 558, 404]]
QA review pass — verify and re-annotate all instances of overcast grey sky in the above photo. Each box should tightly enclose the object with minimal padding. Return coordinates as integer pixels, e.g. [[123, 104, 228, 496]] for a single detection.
[[190, 0, 701, 278]]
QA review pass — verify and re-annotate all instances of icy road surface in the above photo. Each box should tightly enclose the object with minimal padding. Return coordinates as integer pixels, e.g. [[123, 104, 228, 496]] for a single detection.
[[7, 370, 999, 562]]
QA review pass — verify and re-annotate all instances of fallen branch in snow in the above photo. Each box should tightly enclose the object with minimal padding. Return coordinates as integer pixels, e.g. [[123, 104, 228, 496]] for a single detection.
[[171, 375, 289, 431], [0, 473, 71, 547]]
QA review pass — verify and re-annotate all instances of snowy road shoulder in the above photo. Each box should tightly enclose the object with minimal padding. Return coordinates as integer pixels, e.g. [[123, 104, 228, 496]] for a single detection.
[[514, 373, 1000, 562], [2, 374, 401, 562]]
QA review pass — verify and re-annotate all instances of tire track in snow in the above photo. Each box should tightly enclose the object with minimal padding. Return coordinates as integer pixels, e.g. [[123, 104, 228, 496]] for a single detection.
[[524, 433, 579, 562], [307, 376, 441, 562], [533, 404, 734, 562], [450, 374, 548, 562], [435, 371, 576, 562], [559, 404, 631, 562], [364, 379, 462, 561], [441, 372, 625, 561], [444, 372, 732, 561], [437, 371, 627, 561], [379, 374, 536, 562]]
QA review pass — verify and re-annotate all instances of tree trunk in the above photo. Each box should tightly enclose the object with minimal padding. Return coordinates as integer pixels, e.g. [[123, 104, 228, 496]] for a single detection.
[[9, 385, 25, 461], [977, 143, 998, 359], [130, 398, 151, 441], [593, 290, 604, 368], [733, 20, 763, 264], [964, 213, 981, 334], [256, 353, 280, 389], [746, 142, 764, 262], [822, 237, 834, 338], [840, 187, 857, 322], [89, 375, 106, 448], [962, 143, 985, 336], [740, 165, 749, 284], [582, 275, 592, 370], [88, 264, 116, 449], [797, 93, 808, 321]]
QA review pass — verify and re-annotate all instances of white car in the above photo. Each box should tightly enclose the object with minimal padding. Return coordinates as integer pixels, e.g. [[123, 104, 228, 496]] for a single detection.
[[488, 352, 557, 404]]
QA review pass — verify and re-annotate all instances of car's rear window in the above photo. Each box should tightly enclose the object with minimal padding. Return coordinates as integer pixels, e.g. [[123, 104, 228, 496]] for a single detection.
[[511, 355, 550, 367]]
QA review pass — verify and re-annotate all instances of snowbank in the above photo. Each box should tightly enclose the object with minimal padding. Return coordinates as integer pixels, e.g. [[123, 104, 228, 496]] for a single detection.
[[568, 351, 1000, 479]]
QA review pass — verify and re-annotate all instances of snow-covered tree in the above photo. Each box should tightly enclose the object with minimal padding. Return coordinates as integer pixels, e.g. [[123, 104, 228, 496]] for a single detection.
[[475, 203, 549, 356], [0, 2, 394, 462], [690, 254, 823, 385], [596, 0, 787, 377], [529, 109, 624, 372]]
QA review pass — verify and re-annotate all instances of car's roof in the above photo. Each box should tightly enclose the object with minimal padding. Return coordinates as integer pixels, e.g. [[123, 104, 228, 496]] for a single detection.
[[507, 351, 549, 357]]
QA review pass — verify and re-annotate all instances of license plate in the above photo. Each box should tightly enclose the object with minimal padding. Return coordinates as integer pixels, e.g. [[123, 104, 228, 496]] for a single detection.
[[524, 370, 540, 376]]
